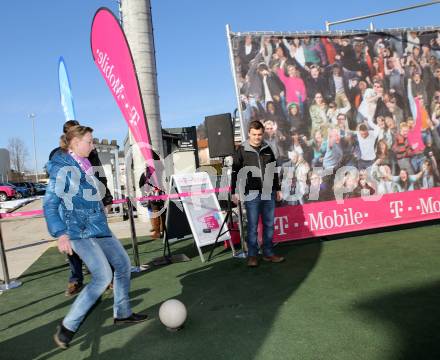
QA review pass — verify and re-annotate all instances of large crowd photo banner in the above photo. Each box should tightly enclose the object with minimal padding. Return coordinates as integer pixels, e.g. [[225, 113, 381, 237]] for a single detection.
[[228, 28, 440, 242]]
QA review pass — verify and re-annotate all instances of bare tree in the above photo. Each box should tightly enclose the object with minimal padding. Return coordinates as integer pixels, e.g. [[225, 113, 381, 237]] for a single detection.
[[7, 137, 29, 173]]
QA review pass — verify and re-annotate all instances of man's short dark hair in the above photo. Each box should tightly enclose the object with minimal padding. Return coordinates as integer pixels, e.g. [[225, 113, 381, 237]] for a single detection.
[[63, 120, 80, 134], [248, 120, 264, 132], [257, 63, 269, 72], [359, 124, 368, 132]]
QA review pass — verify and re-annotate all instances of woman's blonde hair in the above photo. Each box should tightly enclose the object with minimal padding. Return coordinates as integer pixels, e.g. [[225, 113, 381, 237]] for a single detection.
[[60, 125, 94, 151]]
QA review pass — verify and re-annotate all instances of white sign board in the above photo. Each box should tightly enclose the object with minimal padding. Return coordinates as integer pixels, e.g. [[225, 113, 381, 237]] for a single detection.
[[171, 172, 231, 261]]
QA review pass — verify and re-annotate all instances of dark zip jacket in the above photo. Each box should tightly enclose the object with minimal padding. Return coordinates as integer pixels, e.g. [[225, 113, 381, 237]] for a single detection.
[[231, 140, 281, 195]]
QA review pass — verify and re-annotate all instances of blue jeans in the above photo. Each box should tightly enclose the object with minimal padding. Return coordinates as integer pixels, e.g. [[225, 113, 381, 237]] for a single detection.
[[244, 192, 275, 257], [411, 153, 426, 173], [67, 251, 83, 284], [63, 235, 132, 332]]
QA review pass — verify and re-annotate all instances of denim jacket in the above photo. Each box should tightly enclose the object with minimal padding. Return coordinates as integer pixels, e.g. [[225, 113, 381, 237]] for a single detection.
[[43, 150, 112, 240]]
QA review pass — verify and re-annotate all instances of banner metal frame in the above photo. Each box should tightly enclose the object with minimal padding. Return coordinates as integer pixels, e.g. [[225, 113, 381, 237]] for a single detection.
[[325, 1, 440, 31]]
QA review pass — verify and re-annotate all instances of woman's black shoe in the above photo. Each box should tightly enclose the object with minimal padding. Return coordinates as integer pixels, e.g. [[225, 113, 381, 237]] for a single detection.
[[114, 312, 148, 325], [53, 325, 75, 349]]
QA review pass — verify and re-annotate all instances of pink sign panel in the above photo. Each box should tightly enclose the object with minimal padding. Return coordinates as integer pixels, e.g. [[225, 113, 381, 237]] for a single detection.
[[90, 8, 154, 168], [272, 188, 440, 242], [203, 215, 220, 229]]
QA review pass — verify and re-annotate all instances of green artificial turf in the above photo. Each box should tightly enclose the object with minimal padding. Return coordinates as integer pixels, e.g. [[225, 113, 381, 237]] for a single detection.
[[1, 224, 440, 360]]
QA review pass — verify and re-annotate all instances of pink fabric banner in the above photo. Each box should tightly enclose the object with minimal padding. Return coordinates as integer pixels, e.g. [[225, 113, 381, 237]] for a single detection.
[[272, 188, 440, 243], [0, 187, 231, 219], [0, 209, 44, 219], [90, 8, 155, 170]]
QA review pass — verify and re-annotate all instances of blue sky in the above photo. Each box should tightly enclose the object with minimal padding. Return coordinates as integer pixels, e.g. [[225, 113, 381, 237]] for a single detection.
[[0, 0, 438, 172]]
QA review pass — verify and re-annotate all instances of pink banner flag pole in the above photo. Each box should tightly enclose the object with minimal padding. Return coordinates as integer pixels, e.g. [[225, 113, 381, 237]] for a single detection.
[[90, 7, 157, 184]]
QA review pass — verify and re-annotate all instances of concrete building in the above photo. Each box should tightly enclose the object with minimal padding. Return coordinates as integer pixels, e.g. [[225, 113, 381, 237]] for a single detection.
[[0, 148, 11, 182]]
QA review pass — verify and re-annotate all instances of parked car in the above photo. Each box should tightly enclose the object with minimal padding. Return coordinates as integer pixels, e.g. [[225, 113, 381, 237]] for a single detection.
[[7, 183, 30, 198], [34, 183, 47, 195], [0, 184, 17, 202], [28, 182, 37, 196], [12, 182, 36, 196], [28, 182, 39, 196]]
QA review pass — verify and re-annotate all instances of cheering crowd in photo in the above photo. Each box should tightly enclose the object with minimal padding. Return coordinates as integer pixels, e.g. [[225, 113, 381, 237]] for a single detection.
[[233, 30, 440, 204]]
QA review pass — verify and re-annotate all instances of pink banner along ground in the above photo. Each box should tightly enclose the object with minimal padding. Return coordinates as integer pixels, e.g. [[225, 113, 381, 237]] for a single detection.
[[272, 188, 440, 242], [0, 209, 44, 219], [0, 187, 231, 219]]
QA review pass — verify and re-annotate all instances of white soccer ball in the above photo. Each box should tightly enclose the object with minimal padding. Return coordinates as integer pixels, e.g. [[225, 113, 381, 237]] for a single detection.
[[158, 299, 187, 330]]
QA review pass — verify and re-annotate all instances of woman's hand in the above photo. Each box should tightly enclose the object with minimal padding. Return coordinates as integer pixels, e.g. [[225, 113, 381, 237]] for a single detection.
[[58, 234, 73, 256]]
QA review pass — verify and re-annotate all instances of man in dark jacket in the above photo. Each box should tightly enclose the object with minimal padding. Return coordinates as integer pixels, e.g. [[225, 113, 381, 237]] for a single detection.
[[306, 65, 329, 103], [231, 120, 285, 267], [49, 120, 114, 296]]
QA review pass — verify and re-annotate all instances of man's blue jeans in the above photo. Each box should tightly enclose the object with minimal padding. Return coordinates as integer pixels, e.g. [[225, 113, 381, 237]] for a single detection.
[[411, 153, 426, 173], [244, 192, 275, 257], [63, 235, 132, 332]]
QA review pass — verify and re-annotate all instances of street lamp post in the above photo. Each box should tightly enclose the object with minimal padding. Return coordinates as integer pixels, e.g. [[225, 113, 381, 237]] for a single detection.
[[28, 113, 39, 183]]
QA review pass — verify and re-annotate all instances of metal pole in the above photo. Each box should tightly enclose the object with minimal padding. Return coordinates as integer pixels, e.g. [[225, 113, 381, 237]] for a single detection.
[[236, 199, 247, 257], [127, 198, 141, 272], [326, 1, 440, 29], [226, 24, 246, 141], [0, 221, 22, 291], [125, 145, 149, 272], [29, 113, 39, 183]]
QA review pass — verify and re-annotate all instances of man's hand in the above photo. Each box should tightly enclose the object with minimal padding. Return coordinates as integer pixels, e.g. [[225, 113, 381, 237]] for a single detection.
[[232, 194, 240, 205], [276, 191, 283, 202], [58, 234, 73, 256]]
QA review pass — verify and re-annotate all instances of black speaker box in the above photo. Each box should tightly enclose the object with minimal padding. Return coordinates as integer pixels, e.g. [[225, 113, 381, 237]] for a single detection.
[[205, 113, 235, 158]]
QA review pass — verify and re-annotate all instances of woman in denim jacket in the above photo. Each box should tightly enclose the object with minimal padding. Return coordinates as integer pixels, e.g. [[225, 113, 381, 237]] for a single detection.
[[44, 125, 147, 349]]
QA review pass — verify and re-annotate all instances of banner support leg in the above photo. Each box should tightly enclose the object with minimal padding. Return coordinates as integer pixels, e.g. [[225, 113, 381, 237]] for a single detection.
[[149, 202, 190, 267], [127, 199, 148, 272]]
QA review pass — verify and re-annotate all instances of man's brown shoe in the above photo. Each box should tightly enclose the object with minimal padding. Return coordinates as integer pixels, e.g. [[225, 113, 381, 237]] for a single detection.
[[247, 256, 258, 267], [262, 255, 285, 263], [65, 282, 83, 297]]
